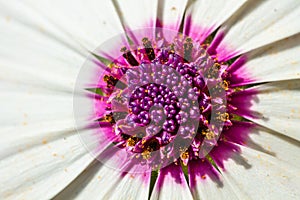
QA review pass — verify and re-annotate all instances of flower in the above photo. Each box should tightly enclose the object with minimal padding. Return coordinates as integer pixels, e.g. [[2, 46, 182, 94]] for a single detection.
[[0, 0, 300, 200]]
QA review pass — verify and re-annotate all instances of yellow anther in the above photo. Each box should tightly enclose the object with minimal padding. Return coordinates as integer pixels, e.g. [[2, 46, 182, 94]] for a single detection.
[[180, 151, 189, 160], [142, 150, 151, 159], [202, 129, 215, 140], [219, 113, 230, 121], [127, 138, 137, 146], [222, 80, 229, 90]]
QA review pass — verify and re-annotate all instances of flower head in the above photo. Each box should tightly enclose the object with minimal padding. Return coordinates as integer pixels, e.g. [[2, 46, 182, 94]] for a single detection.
[[1, 0, 300, 199]]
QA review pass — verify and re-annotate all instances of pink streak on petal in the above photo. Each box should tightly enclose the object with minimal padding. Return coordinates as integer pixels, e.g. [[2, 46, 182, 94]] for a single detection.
[[124, 20, 156, 45], [210, 141, 241, 170], [208, 31, 240, 62], [188, 159, 221, 189], [184, 15, 215, 44], [223, 121, 255, 146], [156, 18, 181, 33], [229, 88, 260, 120], [93, 97, 110, 119], [157, 163, 186, 190], [226, 55, 256, 87]]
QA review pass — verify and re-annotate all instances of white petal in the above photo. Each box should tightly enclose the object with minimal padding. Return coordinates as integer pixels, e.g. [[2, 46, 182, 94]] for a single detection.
[[0, 86, 93, 159], [0, 86, 73, 126], [150, 164, 193, 200], [214, 0, 300, 61], [0, 14, 86, 92], [0, 0, 87, 56], [114, 0, 157, 29], [157, 0, 188, 31], [190, 123, 300, 200], [217, 144, 300, 199], [230, 34, 300, 85], [0, 80, 94, 161], [188, 160, 239, 200], [0, 118, 76, 159], [53, 161, 151, 200], [232, 80, 300, 141], [0, 1, 124, 199], [0, 132, 93, 200], [53, 162, 120, 199], [107, 172, 150, 200], [113, 0, 158, 41], [246, 126, 300, 168], [3, 0, 125, 51], [184, 0, 247, 43]]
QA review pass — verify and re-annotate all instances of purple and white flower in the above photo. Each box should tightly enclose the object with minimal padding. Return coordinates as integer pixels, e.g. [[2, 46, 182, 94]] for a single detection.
[[0, 0, 299, 199]]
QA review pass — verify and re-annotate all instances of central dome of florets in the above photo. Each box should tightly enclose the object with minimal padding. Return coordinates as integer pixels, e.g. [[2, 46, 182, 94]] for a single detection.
[[95, 32, 231, 171]]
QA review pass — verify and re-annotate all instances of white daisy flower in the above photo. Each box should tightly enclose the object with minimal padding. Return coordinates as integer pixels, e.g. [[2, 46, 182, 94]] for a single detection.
[[0, 0, 299, 200]]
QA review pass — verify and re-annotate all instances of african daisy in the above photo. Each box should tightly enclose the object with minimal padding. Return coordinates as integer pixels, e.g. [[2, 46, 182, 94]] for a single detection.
[[0, 0, 299, 200]]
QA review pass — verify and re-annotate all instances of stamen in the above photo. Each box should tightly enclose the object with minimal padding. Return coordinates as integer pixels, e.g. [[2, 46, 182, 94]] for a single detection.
[[103, 75, 126, 89], [180, 151, 189, 166], [219, 112, 230, 122], [142, 37, 155, 60], [97, 113, 115, 124], [121, 47, 139, 66], [222, 80, 229, 90], [127, 137, 138, 146], [184, 37, 193, 62], [142, 150, 151, 159], [202, 129, 216, 140]]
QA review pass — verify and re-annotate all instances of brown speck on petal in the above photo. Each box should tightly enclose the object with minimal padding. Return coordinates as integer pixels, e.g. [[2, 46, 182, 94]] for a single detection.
[[5, 16, 11, 22]]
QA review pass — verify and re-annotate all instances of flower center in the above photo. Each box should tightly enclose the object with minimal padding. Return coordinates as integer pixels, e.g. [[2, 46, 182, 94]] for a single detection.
[[95, 32, 231, 170]]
